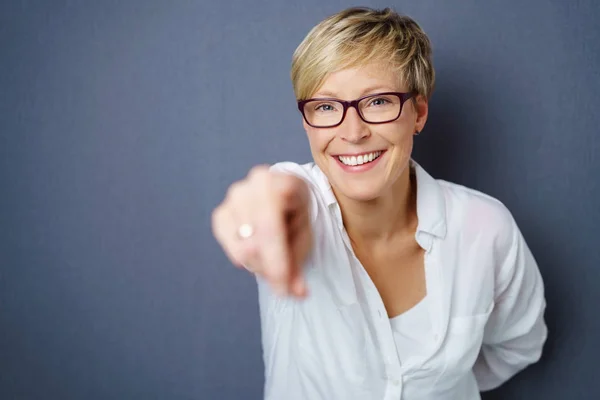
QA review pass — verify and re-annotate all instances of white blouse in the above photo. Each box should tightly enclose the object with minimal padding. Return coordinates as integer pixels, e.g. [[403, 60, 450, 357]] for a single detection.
[[256, 160, 547, 400]]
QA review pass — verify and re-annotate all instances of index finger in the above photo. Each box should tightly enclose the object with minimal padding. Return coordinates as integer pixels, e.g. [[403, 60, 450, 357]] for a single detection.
[[258, 200, 292, 295]]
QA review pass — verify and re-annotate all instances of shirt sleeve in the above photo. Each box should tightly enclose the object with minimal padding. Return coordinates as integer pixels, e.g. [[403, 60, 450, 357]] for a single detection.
[[473, 213, 548, 391]]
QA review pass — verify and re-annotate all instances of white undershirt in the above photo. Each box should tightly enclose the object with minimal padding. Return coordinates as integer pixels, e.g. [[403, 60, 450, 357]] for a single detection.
[[389, 296, 432, 365]]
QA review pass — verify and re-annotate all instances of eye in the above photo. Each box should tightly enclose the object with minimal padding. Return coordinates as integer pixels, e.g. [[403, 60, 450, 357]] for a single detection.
[[314, 103, 338, 112], [368, 97, 390, 107]]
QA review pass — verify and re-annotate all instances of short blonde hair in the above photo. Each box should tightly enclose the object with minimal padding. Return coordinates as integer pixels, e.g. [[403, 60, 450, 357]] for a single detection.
[[291, 7, 435, 101]]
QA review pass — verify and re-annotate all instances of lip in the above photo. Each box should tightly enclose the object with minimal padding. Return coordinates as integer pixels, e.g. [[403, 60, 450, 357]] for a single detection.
[[333, 150, 386, 173], [332, 150, 385, 157]]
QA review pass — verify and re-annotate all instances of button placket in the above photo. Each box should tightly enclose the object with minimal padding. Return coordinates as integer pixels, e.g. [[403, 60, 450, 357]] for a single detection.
[[341, 223, 406, 395]]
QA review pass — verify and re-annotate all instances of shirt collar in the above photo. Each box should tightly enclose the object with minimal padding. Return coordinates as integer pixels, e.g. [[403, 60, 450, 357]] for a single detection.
[[311, 159, 447, 250]]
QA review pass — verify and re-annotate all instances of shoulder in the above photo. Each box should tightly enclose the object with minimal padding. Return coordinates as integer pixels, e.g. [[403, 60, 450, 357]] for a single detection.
[[270, 161, 320, 181], [269, 161, 326, 186], [437, 179, 518, 255], [439, 179, 512, 223], [269, 161, 330, 196]]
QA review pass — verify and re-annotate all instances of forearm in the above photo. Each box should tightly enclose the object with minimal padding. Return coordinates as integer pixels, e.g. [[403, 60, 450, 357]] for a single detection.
[[473, 300, 547, 391]]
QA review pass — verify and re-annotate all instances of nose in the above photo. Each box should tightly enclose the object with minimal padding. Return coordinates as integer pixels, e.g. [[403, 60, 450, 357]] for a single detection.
[[339, 107, 370, 143]]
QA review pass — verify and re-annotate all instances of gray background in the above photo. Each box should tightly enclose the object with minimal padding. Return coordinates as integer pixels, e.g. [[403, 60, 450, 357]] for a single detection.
[[1, 0, 598, 399]]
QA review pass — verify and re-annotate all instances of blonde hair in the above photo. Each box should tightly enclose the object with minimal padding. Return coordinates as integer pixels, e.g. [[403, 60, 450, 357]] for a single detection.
[[291, 7, 435, 101]]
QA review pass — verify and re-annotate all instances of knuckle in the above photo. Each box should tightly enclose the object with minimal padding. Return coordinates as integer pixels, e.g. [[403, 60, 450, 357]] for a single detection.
[[248, 164, 270, 179], [211, 204, 224, 223], [249, 167, 273, 189], [225, 180, 244, 201], [211, 208, 227, 239]]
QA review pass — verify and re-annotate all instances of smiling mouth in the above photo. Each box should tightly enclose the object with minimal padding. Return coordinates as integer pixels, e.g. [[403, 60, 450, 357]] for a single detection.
[[336, 151, 383, 166]]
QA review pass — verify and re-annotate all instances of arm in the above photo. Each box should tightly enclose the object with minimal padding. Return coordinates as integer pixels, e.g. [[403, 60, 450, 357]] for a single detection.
[[474, 215, 548, 391]]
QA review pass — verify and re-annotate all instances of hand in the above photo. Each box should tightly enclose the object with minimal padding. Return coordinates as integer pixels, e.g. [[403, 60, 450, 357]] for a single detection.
[[211, 165, 313, 298]]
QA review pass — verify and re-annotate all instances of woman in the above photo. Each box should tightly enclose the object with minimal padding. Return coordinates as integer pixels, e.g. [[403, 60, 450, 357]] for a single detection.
[[211, 6, 547, 400]]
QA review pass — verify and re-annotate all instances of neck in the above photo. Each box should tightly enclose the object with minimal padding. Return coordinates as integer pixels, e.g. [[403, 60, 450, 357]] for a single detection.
[[334, 165, 418, 243]]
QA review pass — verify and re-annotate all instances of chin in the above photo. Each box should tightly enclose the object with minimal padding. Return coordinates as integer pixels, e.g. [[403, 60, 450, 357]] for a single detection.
[[332, 182, 385, 202]]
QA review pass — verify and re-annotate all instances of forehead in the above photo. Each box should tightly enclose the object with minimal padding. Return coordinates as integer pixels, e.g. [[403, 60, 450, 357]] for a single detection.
[[314, 62, 404, 99]]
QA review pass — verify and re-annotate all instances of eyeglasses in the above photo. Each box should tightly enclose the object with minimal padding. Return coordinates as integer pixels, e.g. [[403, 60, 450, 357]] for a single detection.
[[297, 92, 414, 128]]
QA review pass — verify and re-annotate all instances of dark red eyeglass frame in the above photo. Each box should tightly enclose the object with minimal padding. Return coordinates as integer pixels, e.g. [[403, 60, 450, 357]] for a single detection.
[[297, 91, 415, 128]]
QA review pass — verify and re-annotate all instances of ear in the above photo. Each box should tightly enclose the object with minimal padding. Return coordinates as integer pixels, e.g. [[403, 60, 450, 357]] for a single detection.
[[413, 95, 429, 134]]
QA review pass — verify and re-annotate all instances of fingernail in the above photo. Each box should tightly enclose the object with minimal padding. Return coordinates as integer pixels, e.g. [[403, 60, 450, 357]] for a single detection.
[[292, 279, 307, 298], [274, 284, 287, 297]]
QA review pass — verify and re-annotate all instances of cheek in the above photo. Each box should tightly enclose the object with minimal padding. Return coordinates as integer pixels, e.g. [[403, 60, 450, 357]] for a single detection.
[[382, 128, 414, 170], [379, 123, 414, 150], [305, 127, 331, 153], [393, 134, 414, 161]]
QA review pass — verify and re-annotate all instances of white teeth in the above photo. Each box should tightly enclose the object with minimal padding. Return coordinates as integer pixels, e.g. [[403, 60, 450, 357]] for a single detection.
[[338, 151, 382, 166]]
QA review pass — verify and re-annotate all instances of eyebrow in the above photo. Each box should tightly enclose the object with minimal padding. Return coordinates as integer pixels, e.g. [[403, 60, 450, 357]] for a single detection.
[[312, 85, 397, 99]]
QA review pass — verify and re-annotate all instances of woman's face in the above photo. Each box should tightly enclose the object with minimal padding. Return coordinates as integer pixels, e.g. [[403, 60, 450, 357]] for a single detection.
[[302, 62, 428, 203]]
